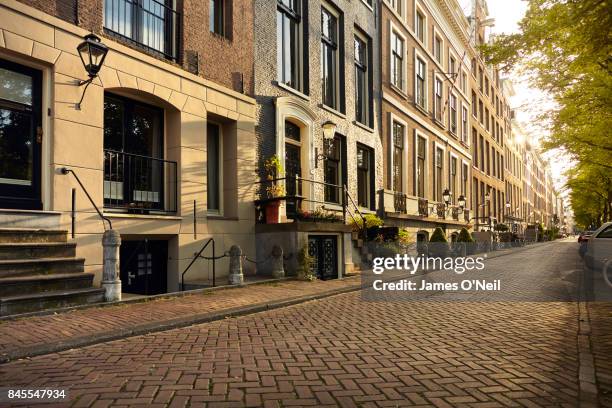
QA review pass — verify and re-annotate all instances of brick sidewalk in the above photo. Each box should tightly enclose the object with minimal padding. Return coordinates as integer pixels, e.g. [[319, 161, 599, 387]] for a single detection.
[[589, 302, 612, 407], [0, 277, 362, 363]]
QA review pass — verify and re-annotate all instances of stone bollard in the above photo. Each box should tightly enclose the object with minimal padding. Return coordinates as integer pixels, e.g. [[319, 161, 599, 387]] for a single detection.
[[101, 229, 121, 302], [228, 245, 244, 285], [271, 245, 285, 278]]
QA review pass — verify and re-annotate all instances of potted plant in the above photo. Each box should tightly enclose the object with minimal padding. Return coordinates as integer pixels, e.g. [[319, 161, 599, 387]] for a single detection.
[[263, 155, 285, 223], [429, 227, 449, 258], [456, 227, 474, 256]]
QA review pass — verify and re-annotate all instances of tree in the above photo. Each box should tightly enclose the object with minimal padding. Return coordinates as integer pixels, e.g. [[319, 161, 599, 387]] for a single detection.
[[565, 162, 612, 228], [482, 0, 612, 169]]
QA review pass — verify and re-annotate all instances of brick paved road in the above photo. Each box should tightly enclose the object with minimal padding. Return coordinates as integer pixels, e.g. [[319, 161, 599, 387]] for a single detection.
[[0, 241, 604, 407]]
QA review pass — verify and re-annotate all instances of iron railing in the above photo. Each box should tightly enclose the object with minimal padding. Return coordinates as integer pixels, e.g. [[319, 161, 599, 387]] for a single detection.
[[61, 168, 113, 230], [181, 238, 215, 291], [104, 0, 180, 61], [104, 149, 177, 213], [393, 191, 407, 213], [418, 198, 429, 216]]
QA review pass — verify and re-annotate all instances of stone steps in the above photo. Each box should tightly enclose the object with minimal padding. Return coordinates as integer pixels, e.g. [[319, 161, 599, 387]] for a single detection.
[[0, 287, 105, 316], [0, 229, 68, 244], [0, 225, 103, 316], [0, 273, 96, 297], [0, 257, 85, 278], [0, 242, 77, 260]]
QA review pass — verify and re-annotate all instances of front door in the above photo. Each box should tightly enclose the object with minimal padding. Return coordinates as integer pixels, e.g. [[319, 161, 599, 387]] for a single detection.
[[120, 240, 168, 295], [0, 59, 42, 210], [308, 235, 338, 280]]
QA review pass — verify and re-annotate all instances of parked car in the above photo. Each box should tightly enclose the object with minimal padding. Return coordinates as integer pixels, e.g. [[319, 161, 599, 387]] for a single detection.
[[578, 231, 595, 243], [584, 222, 612, 270]]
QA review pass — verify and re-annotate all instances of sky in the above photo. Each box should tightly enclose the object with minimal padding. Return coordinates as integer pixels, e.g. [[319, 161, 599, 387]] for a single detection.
[[477, 0, 572, 204]]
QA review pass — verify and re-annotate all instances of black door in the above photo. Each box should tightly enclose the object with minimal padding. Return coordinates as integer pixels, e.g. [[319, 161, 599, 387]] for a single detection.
[[0, 59, 42, 210], [308, 235, 338, 280], [120, 240, 168, 295]]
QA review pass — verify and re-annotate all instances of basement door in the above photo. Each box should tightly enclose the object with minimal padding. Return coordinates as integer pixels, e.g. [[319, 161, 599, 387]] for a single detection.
[[308, 235, 338, 280], [120, 240, 168, 295]]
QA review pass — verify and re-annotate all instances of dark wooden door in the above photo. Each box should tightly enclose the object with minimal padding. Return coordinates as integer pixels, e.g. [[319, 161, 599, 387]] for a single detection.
[[120, 240, 168, 295], [0, 59, 42, 210], [308, 235, 338, 280]]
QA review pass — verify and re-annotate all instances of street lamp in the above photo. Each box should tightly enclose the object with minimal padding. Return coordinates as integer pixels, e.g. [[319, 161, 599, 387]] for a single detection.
[[458, 195, 466, 210], [76, 34, 108, 109], [442, 189, 452, 206], [315, 121, 337, 168]]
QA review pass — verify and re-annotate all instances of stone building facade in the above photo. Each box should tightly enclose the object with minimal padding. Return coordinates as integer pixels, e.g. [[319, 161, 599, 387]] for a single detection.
[[0, 0, 257, 297], [379, 0, 474, 242], [252, 0, 382, 277], [467, 0, 511, 231]]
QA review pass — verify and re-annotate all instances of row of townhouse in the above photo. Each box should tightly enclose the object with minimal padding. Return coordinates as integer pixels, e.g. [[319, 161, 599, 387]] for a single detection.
[[0, 0, 563, 312]]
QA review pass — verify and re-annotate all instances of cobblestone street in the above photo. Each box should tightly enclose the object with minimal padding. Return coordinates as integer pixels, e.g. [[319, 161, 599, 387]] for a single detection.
[[0, 241, 608, 407]]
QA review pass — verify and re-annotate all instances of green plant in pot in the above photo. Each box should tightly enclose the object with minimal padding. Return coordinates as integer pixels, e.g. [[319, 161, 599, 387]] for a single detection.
[[456, 227, 474, 255], [263, 155, 285, 223], [429, 227, 449, 258]]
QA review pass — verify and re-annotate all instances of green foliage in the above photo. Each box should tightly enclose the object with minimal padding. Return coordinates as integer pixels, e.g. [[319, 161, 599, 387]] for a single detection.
[[263, 155, 285, 198], [482, 0, 612, 160], [429, 227, 448, 243], [296, 245, 316, 281], [457, 228, 474, 243], [397, 229, 411, 245], [482, 0, 612, 222], [494, 223, 509, 232], [351, 214, 384, 230]]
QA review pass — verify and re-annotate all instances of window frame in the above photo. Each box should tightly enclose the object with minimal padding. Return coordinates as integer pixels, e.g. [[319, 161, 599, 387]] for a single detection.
[[277, 0, 305, 93], [210, 0, 225, 37], [206, 121, 224, 214], [414, 3, 427, 47], [321, 4, 342, 110], [354, 29, 371, 126], [414, 50, 428, 110], [356, 143, 375, 209], [389, 22, 407, 92], [414, 130, 429, 199], [448, 92, 458, 135]]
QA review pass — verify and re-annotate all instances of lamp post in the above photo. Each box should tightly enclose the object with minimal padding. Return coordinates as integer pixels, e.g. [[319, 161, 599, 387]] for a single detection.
[[442, 189, 452, 206], [76, 34, 108, 109], [315, 121, 337, 167], [458, 195, 466, 210]]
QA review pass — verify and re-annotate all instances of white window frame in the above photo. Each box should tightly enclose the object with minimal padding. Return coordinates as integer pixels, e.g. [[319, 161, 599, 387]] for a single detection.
[[460, 68, 468, 95], [432, 27, 444, 67], [461, 102, 469, 144], [414, 3, 427, 48], [385, 0, 405, 17], [276, 0, 305, 92], [414, 130, 429, 199], [414, 49, 428, 110], [321, 2, 341, 111], [433, 142, 446, 203], [389, 22, 407, 93], [448, 91, 458, 135], [389, 113, 408, 193], [461, 159, 470, 202], [354, 29, 370, 126], [449, 152, 459, 204], [433, 74, 444, 124]]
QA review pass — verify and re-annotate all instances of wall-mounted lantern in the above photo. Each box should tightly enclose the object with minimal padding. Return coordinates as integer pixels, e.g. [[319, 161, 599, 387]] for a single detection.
[[442, 189, 452, 206], [76, 34, 108, 110], [314, 120, 337, 168], [457, 195, 466, 210]]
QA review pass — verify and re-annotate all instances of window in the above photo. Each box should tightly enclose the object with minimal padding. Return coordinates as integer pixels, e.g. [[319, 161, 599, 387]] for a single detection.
[[207, 123, 221, 212], [416, 136, 426, 198], [485, 108, 490, 132], [434, 35, 442, 64], [415, 11, 425, 44], [321, 6, 340, 109], [596, 225, 612, 238], [354, 33, 370, 126], [324, 136, 344, 203], [472, 128, 478, 167], [210, 0, 225, 36], [388, 0, 402, 14], [471, 91, 477, 117], [449, 94, 457, 134], [479, 99, 483, 123], [434, 147, 443, 202], [415, 57, 426, 109], [485, 140, 490, 174], [104, 0, 179, 60], [434, 77, 443, 123], [392, 122, 404, 192], [478, 67, 483, 91], [449, 55, 456, 76], [357, 144, 374, 208], [480, 135, 485, 171], [461, 163, 468, 196], [461, 71, 467, 94], [461, 105, 468, 142], [390, 31, 404, 90], [485, 77, 489, 95], [471, 58, 476, 74], [450, 156, 457, 204], [277, 0, 303, 91], [284, 121, 302, 199]]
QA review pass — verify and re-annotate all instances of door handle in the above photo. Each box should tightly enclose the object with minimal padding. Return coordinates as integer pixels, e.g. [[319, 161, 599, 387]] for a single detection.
[[128, 271, 136, 285], [36, 126, 43, 144]]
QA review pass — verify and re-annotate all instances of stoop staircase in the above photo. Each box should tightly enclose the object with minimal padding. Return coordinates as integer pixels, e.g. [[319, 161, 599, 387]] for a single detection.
[[0, 228, 105, 316], [350, 231, 374, 273]]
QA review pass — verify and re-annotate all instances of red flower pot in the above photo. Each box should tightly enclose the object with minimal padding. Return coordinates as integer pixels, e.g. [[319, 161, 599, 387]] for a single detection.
[[265, 200, 281, 224]]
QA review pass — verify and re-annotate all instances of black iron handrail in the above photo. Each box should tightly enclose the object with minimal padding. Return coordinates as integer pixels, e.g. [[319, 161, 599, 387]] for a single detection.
[[61, 167, 113, 230], [181, 238, 215, 291], [343, 185, 368, 239]]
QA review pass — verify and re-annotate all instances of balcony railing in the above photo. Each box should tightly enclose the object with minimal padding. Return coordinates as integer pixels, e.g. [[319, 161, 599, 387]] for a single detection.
[[104, 149, 177, 213], [418, 198, 429, 217], [393, 192, 407, 214], [104, 0, 180, 61]]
